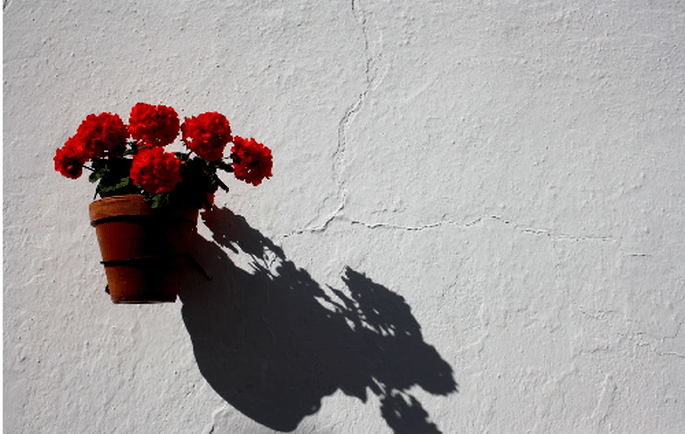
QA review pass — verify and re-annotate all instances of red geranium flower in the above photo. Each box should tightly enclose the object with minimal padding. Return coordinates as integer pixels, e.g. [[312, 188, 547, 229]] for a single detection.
[[76, 112, 128, 158], [55, 104, 272, 210], [128, 103, 180, 147], [231, 136, 273, 186], [54, 135, 88, 179], [181, 112, 231, 161], [130, 147, 182, 194]]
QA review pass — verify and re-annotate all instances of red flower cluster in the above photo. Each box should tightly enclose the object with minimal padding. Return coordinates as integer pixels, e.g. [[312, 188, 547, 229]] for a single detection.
[[231, 136, 273, 186], [55, 103, 273, 209], [53, 112, 128, 179], [130, 147, 182, 194], [128, 103, 180, 147], [77, 112, 129, 158], [54, 135, 88, 179], [181, 112, 232, 161]]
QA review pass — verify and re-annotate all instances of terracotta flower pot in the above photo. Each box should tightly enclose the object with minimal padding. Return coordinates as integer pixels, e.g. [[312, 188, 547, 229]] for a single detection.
[[89, 195, 199, 303]]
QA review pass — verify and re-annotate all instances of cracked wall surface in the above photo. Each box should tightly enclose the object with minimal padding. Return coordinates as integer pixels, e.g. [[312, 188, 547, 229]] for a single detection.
[[4, 0, 685, 433]]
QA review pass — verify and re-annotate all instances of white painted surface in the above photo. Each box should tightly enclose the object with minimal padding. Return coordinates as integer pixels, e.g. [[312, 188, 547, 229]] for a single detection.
[[4, 0, 685, 432]]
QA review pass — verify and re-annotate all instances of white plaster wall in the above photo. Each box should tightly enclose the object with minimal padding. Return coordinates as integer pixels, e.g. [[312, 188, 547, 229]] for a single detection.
[[4, 0, 685, 432]]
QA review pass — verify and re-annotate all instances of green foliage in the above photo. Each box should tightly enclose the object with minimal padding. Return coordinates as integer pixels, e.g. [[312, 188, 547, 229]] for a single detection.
[[142, 191, 172, 210], [89, 156, 141, 198], [87, 145, 234, 210]]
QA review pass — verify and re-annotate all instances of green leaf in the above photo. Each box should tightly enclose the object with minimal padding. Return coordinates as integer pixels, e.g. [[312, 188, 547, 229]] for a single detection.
[[210, 172, 229, 192], [217, 160, 234, 172], [89, 156, 140, 198]]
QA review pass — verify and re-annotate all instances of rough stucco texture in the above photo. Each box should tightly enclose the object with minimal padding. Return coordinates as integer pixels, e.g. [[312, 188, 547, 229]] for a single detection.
[[4, 0, 685, 433]]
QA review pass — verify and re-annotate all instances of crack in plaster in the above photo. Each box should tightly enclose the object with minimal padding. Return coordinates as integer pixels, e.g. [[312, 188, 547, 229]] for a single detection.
[[281, 2, 621, 250], [282, 213, 618, 246], [487, 215, 617, 243], [302, 0, 383, 234], [631, 320, 685, 359]]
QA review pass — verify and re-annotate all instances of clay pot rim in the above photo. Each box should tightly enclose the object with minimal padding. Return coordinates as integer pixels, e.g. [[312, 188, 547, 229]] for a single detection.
[[89, 194, 199, 226]]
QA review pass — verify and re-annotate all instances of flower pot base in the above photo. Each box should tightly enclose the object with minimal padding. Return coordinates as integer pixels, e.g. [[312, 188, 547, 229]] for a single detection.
[[106, 286, 177, 304], [90, 195, 199, 304], [102, 255, 187, 303]]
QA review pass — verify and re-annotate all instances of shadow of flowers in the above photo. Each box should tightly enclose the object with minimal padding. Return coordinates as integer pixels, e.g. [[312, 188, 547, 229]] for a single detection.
[[179, 207, 457, 433]]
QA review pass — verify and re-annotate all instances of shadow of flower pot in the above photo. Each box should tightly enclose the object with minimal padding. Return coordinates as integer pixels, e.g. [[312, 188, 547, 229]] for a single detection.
[[179, 208, 458, 433]]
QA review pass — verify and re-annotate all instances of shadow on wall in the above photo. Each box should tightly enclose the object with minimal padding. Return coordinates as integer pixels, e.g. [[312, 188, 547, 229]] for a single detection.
[[179, 208, 458, 433]]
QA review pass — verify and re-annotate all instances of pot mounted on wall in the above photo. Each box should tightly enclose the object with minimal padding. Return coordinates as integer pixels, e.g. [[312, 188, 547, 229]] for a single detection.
[[53, 103, 273, 303], [90, 195, 200, 303]]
